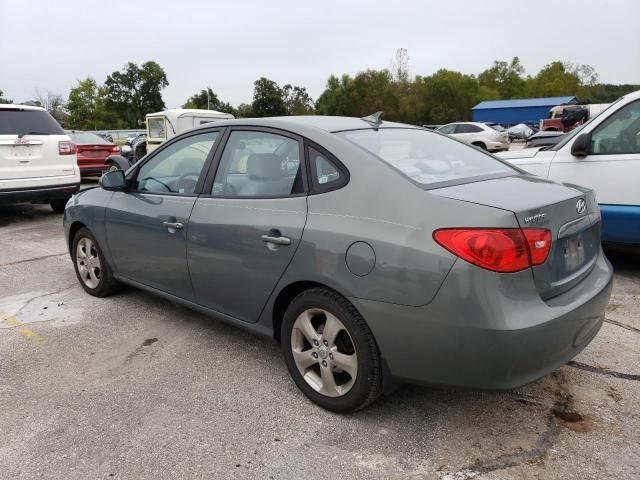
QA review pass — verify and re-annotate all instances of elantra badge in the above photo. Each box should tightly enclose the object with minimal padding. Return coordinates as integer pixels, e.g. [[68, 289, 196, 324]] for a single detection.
[[576, 199, 586, 215], [524, 213, 546, 224]]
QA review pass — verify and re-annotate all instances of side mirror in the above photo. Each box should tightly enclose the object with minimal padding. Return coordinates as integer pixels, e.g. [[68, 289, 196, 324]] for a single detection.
[[99, 170, 127, 191], [571, 133, 591, 157]]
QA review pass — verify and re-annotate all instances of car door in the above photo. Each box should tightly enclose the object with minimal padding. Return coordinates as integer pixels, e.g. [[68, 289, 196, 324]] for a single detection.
[[453, 123, 473, 144], [187, 128, 308, 323], [549, 99, 640, 243], [105, 130, 221, 300]]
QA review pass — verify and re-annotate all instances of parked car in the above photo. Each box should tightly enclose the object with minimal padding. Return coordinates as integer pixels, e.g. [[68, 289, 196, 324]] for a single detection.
[[95, 132, 114, 143], [525, 131, 566, 149], [436, 121, 510, 152], [67, 132, 119, 177], [0, 104, 80, 213], [105, 133, 147, 171], [64, 115, 613, 412], [498, 90, 640, 245], [540, 103, 610, 132]]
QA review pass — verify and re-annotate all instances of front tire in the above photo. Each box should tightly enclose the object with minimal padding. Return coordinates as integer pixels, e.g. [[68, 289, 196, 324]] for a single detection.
[[282, 288, 382, 412], [72, 227, 121, 297]]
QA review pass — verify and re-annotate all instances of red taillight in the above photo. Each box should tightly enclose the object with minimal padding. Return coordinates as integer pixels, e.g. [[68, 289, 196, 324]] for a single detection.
[[522, 228, 552, 266], [433, 228, 552, 273], [111, 145, 120, 153], [59, 141, 77, 155]]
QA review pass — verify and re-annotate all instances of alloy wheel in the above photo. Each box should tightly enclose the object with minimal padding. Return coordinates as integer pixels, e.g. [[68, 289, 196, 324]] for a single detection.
[[75, 237, 102, 289], [290, 308, 358, 397]]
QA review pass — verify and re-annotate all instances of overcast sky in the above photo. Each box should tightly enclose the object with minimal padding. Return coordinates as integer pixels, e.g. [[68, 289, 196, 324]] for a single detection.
[[2, 0, 639, 108]]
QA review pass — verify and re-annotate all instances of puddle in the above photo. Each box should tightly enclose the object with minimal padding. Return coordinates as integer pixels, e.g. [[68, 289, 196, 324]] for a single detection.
[[0, 289, 82, 328]]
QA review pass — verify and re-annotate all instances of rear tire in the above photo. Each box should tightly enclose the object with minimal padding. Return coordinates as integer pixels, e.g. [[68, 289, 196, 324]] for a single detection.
[[72, 227, 121, 297], [50, 199, 68, 214], [281, 288, 383, 412]]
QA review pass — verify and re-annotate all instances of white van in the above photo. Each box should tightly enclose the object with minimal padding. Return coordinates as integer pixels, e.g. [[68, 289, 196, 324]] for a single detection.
[[0, 105, 80, 213], [145, 109, 234, 153], [498, 90, 640, 245]]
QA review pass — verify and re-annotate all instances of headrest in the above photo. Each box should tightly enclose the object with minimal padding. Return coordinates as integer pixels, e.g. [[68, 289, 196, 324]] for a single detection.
[[246, 153, 283, 180]]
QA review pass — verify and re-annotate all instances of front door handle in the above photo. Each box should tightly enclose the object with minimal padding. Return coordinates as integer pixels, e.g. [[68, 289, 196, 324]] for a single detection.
[[163, 221, 184, 230], [261, 234, 291, 246]]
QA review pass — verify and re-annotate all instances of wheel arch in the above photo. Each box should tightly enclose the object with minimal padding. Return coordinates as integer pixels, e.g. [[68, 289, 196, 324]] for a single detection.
[[67, 221, 87, 253], [272, 280, 344, 343]]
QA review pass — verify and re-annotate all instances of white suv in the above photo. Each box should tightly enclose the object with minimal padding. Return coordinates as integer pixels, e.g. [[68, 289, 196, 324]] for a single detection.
[[436, 122, 510, 152], [0, 104, 80, 213]]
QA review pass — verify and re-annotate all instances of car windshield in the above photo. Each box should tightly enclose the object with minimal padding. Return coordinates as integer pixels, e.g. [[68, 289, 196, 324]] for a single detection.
[[339, 128, 516, 188], [0, 109, 64, 135], [68, 132, 110, 144]]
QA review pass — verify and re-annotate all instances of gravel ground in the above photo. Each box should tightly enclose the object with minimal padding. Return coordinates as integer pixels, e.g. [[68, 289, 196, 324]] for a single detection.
[[0, 200, 638, 480]]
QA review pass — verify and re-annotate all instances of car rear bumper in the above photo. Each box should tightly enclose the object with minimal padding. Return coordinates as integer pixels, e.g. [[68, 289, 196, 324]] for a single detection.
[[487, 140, 510, 152], [0, 183, 80, 204], [351, 248, 613, 390]]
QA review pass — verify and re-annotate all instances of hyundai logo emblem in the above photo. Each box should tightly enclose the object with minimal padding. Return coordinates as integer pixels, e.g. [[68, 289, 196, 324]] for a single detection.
[[576, 199, 586, 215]]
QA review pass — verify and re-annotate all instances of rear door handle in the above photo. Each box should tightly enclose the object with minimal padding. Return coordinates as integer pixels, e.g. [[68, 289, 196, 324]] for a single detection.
[[261, 235, 291, 245], [163, 221, 184, 230]]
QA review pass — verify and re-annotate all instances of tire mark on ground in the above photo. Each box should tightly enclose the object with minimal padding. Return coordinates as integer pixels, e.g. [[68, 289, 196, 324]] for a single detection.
[[567, 361, 640, 381]]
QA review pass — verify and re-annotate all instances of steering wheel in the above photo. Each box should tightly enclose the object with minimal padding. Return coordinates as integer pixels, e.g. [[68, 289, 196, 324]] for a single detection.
[[176, 171, 201, 194]]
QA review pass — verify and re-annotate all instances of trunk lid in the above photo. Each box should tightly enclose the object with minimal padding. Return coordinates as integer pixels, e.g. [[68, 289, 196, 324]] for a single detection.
[[77, 143, 114, 161], [431, 174, 601, 299]]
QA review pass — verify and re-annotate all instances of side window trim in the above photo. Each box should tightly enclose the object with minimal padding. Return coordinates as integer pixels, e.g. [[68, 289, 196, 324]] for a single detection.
[[304, 140, 350, 194], [127, 128, 225, 196], [200, 126, 308, 199]]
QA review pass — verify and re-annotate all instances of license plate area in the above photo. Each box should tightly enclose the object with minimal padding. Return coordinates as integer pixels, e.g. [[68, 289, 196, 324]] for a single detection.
[[563, 233, 585, 272]]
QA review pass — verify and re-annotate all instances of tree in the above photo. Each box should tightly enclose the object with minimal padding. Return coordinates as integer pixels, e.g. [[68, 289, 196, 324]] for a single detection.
[[32, 90, 66, 113], [478, 57, 525, 99], [235, 103, 254, 118], [282, 84, 314, 115], [104, 61, 169, 128], [67, 77, 120, 130], [182, 87, 235, 115], [524, 61, 581, 97], [0, 89, 12, 104], [390, 48, 411, 84], [315, 74, 355, 116], [251, 77, 286, 117]]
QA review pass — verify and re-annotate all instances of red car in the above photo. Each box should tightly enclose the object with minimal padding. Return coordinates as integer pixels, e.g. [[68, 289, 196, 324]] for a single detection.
[[67, 132, 119, 177]]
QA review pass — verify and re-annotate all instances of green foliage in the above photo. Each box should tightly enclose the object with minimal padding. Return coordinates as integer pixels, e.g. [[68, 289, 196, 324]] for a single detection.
[[235, 103, 254, 118], [182, 88, 235, 115], [478, 57, 525, 99], [104, 61, 169, 128], [252, 77, 287, 117], [67, 78, 120, 130], [282, 85, 315, 115], [0, 89, 12, 104]]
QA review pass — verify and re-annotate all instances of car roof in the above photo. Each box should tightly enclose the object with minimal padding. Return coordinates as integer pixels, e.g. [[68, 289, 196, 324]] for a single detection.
[[189, 115, 419, 135], [0, 104, 46, 112]]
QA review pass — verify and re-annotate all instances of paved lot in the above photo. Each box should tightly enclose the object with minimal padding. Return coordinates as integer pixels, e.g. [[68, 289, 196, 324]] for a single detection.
[[1, 200, 639, 480]]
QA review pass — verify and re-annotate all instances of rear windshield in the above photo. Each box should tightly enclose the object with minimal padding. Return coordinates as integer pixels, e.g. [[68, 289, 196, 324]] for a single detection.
[[68, 132, 110, 144], [0, 109, 64, 135], [339, 128, 516, 188]]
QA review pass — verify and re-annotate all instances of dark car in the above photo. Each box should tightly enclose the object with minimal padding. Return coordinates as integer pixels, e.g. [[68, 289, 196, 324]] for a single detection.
[[68, 132, 119, 177], [64, 115, 613, 412]]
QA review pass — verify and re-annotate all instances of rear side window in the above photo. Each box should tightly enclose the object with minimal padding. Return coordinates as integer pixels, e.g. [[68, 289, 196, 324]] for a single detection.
[[339, 128, 515, 188], [0, 109, 64, 135], [308, 146, 347, 192]]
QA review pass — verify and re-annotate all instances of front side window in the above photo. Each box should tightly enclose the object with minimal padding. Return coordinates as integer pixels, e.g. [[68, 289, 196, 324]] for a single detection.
[[590, 100, 640, 155], [340, 128, 515, 188], [135, 132, 218, 194], [212, 131, 303, 197]]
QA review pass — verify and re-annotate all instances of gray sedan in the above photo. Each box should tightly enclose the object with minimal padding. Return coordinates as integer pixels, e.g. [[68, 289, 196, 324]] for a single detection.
[[63, 115, 613, 412]]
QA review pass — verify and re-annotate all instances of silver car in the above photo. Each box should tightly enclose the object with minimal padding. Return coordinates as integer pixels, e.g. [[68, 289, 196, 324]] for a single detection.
[[63, 115, 613, 412]]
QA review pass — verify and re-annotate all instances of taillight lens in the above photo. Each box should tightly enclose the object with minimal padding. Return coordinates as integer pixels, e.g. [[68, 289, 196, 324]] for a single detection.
[[111, 145, 120, 153], [522, 228, 552, 266], [59, 141, 77, 155], [433, 228, 552, 273]]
